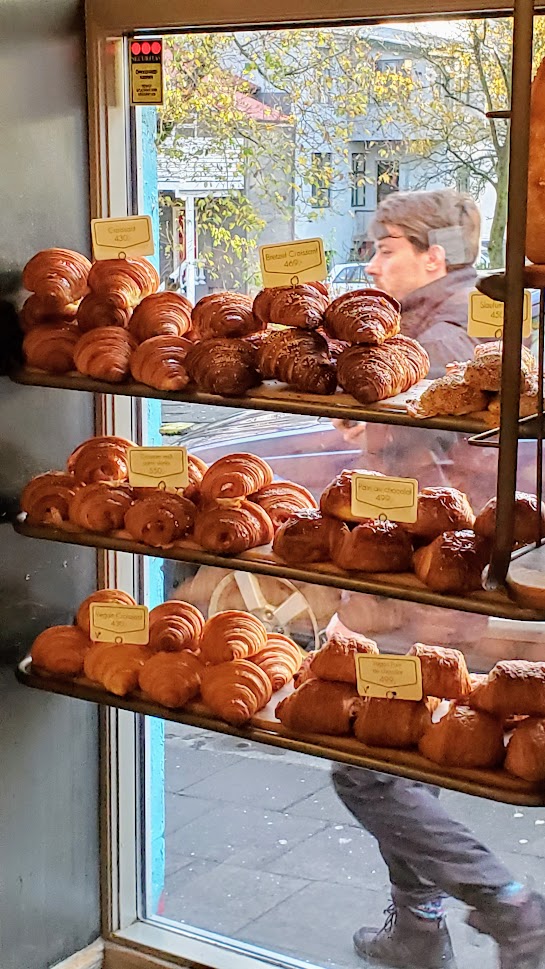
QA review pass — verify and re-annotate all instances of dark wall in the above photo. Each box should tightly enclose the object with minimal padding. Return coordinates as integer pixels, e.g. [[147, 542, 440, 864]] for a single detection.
[[0, 1, 100, 966]]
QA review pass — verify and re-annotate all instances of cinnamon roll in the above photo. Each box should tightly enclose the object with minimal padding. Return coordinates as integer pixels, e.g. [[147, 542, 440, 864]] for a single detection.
[[253, 283, 329, 330], [67, 436, 135, 484], [272, 509, 344, 564], [22, 248, 91, 308], [193, 499, 273, 554], [148, 599, 204, 653], [76, 292, 133, 332], [184, 337, 261, 396], [68, 482, 134, 533], [87, 256, 159, 304], [250, 481, 318, 531], [20, 471, 79, 527], [138, 650, 204, 708], [129, 335, 192, 391], [73, 326, 137, 383], [129, 291, 192, 343], [76, 589, 137, 637], [191, 292, 262, 340], [23, 324, 79, 373], [256, 328, 337, 395], [200, 453, 273, 501], [199, 610, 268, 664], [31, 625, 91, 677], [324, 289, 401, 344], [124, 492, 196, 547]]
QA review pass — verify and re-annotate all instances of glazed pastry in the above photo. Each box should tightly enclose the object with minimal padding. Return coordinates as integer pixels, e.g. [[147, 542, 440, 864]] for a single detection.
[[406, 372, 489, 419], [22, 248, 91, 308], [191, 292, 262, 340], [30, 625, 91, 676], [69, 482, 134, 533], [419, 705, 505, 768], [309, 633, 378, 684], [474, 493, 545, 547], [23, 323, 79, 373], [275, 678, 360, 735], [273, 509, 344, 564], [76, 292, 133, 332], [253, 283, 329, 330], [199, 610, 267, 664], [505, 718, 545, 782], [324, 289, 401, 345], [19, 293, 79, 331], [250, 633, 303, 691], [193, 500, 273, 554], [20, 471, 79, 527], [76, 589, 137, 637], [468, 660, 545, 717], [129, 335, 192, 391], [184, 454, 209, 504], [407, 643, 472, 700], [337, 335, 430, 404], [73, 326, 137, 382], [87, 256, 159, 304], [320, 468, 383, 523], [184, 337, 261, 396], [464, 341, 536, 393], [124, 492, 196, 547], [138, 650, 204, 708], [129, 291, 192, 343], [250, 481, 317, 531], [83, 641, 150, 696], [413, 530, 489, 594], [148, 599, 204, 653], [405, 488, 475, 543], [200, 453, 273, 501], [200, 659, 272, 725], [354, 697, 435, 749], [293, 651, 317, 688], [67, 435, 135, 484], [331, 519, 413, 573], [256, 328, 337, 395]]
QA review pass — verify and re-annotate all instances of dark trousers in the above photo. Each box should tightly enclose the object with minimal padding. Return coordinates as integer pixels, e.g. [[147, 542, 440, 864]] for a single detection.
[[332, 766, 514, 911]]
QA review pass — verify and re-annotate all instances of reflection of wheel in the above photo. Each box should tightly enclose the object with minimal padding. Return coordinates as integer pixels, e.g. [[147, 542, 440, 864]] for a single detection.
[[208, 571, 321, 650]]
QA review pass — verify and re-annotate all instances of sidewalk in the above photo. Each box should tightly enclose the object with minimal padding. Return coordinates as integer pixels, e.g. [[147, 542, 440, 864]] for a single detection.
[[162, 724, 545, 969]]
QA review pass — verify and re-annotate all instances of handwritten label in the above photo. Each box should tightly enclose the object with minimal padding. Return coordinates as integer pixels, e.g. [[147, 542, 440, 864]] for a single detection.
[[259, 238, 327, 287], [355, 654, 423, 700], [351, 472, 418, 523], [468, 290, 532, 339], [89, 603, 149, 645], [127, 447, 188, 489], [91, 216, 154, 260], [130, 38, 164, 105]]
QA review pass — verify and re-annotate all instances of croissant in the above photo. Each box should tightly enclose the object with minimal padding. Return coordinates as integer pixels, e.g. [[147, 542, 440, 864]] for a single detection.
[[191, 292, 262, 340], [253, 283, 329, 330], [505, 718, 545, 782], [407, 643, 472, 700], [250, 634, 303, 691], [73, 326, 137, 383], [331, 520, 413, 573], [193, 499, 273, 554], [68, 482, 134, 533], [413, 530, 489, 594], [309, 633, 379, 684], [22, 248, 91, 307], [406, 372, 489, 419], [129, 335, 192, 391], [76, 589, 137, 636], [293, 651, 317, 688], [324, 289, 401, 345], [129, 291, 192, 343], [199, 610, 267, 665], [320, 468, 383, 522], [405, 488, 475, 543], [468, 660, 545, 717], [200, 658, 272, 725], [275, 679, 360, 735], [183, 454, 209, 504], [272, 509, 344, 564], [256, 328, 337, 395], [124, 492, 196, 547], [464, 341, 536, 394], [419, 705, 505, 769], [76, 292, 133, 332], [474, 493, 545, 547], [148, 599, 204, 653], [337, 336, 430, 403], [354, 697, 436, 749], [20, 471, 79, 527], [139, 650, 204, 708], [67, 435, 135, 484], [87, 257, 159, 304], [31, 624, 91, 676], [83, 641, 150, 696], [200, 453, 273, 501], [19, 294, 79, 331], [184, 337, 261, 396], [23, 323, 79, 373], [250, 481, 318, 531]]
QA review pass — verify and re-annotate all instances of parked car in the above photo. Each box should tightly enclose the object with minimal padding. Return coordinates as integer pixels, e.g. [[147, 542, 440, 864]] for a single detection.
[[328, 262, 374, 296]]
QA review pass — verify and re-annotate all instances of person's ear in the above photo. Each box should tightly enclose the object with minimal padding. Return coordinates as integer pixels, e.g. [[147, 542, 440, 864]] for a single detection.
[[426, 244, 447, 273]]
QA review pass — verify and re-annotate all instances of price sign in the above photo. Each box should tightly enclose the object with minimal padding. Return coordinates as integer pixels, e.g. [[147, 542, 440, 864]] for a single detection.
[[129, 38, 164, 105], [91, 216, 154, 260], [127, 446, 189, 489], [89, 603, 149, 645], [355, 654, 423, 700], [468, 290, 532, 339], [351, 472, 418, 523], [259, 238, 327, 288]]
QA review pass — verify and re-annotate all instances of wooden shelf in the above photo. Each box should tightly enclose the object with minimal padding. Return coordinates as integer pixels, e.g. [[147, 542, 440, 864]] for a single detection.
[[14, 520, 545, 622], [16, 657, 545, 807]]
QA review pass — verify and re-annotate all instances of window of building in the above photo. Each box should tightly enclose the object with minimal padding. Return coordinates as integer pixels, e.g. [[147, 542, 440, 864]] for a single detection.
[[351, 151, 367, 207], [376, 159, 400, 202], [310, 151, 332, 207]]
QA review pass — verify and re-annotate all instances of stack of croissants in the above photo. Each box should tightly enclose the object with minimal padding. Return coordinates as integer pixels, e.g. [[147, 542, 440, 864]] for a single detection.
[[29, 598, 545, 783], [18, 248, 430, 404]]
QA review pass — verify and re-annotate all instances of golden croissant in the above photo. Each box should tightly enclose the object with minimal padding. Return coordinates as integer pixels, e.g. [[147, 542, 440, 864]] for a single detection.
[[148, 599, 204, 653], [138, 650, 204, 708], [256, 328, 337, 395], [21, 471, 79, 527], [272, 509, 343, 564], [199, 610, 267, 665], [253, 283, 329, 330], [324, 289, 401, 344], [250, 634, 303, 691], [250, 481, 318, 531], [337, 335, 430, 403], [200, 453, 273, 501], [129, 335, 192, 391], [67, 435, 135, 484], [31, 625, 91, 676], [200, 658, 272, 725], [68, 482, 134, 533], [275, 679, 360, 735], [76, 292, 133, 332], [193, 499, 273, 554], [22, 248, 91, 307], [83, 641, 150, 696], [76, 589, 137, 637], [184, 337, 261, 396], [23, 324, 79, 374], [87, 256, 159, 305], [191, 292, 263, 340], [73, 326, 137, 382], [19, 293, 79, 331], [124, 492, 196, 547], [129, 291, 192, 342]]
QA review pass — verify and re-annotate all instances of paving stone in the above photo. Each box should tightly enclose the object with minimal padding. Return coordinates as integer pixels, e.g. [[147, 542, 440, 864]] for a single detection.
[[183, 758, 327, 810], [288, 781, 356, 823], [165, 743, 240, 793], [165, 793, 217, 838]]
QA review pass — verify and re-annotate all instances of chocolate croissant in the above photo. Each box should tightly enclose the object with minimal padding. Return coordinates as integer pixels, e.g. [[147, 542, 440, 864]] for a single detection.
[[67, 435, 135, 484], [193, 499, 273, 554], [83, 642, 150, 696], [275, 678, 360, 735], [474, 493, 545, 547], [129, 335, 192, 391], [87, 256, 159, 305], [148, 599, 204, 653], [76, 292, 133, 332], [191, 292, 262, 340], [469, 660, 545, 717], [200, 453, 273, 501], [419, 705, 505, 769], [184, 337, 261, 396], [138, 650, 204, 708], [200, 658, 272, 725], [19, 293, 79, 331], [22, 248, 91, 308], [309, 633, 379, 684], [337, 335, 430, 403], [324, 289, 401, 345], [31, 624, 91, 676], [413, 530, 489, 594], [505, 717, 545, 782], [256, 328, 337, 395], [253, 283, 329, 330], [68, 482, 134, 533], [73, 326, 137, 383], [405, 488, 475, 543], [250, 633, 303, 691], [76, 589, 137, 637], [250, 481, 318, 531], [23, 323, 79, 373], [331, 520, 413, 573], [320, 468, 383, 522], [20, 471, 79, 527], [129, 291, 192, 343], [407, 643, 472, 700], [124, 492, 196, 547], [354, 697, 436, 749], [272, 509, 344, 564], [199, 610, 267, 665]]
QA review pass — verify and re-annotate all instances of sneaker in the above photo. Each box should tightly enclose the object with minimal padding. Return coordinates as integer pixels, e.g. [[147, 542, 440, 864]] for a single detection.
[[467, 891, 545, 969], [353, 902, 457, 969]]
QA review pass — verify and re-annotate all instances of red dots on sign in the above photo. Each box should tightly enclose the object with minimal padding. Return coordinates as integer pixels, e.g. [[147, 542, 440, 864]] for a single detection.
[[151, 41, 162, 54], [141, 41, 151, 55], [131, 42, 141, 55]]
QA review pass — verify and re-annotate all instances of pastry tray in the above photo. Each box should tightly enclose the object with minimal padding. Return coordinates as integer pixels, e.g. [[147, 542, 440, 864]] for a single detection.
[[13, 520, 545, 622], [16, 657, 545, 806]]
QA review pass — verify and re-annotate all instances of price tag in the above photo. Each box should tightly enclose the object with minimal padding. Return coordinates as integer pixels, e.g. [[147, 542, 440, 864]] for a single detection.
[[259, 237, 327, 288], [355, 654, 423, 700], [468, 289, 532, 339], [129, 38, 164, 105], [127, 447, 188, 489], [91, 216, 154, 260], [351, 472, 418, 523], [89, 603, 149, 645]]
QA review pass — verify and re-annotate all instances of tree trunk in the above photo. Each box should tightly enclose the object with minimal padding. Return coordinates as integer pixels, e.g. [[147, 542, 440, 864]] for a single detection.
[[488, 146, 509, 269]]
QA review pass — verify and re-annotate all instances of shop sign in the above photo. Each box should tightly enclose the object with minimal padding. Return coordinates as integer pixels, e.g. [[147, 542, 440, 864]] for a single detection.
[[259, 238, 327, 287], [130, 38, 164, 105], [89, 604, 149, 645], [468, 289, 532, 338], [91, 216, 154, 260], [127, 446, 189, 489], [355, 653, 423, 701], [350, 472, 418, 523]]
